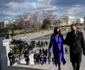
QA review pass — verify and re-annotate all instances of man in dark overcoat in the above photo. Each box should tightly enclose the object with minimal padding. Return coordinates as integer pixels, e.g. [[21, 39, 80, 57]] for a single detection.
[[65, 24, 85, 70]]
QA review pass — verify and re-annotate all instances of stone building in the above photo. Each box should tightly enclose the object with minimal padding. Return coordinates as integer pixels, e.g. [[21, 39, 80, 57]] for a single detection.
[[60, 16, 84, 26]]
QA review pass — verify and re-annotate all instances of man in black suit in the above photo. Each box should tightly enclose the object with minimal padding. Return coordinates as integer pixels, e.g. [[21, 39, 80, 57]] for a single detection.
[[65, 24, 85, 70]]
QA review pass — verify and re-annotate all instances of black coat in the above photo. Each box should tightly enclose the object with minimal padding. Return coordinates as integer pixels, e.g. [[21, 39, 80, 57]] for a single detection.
[[8, 52, 14, 59], [65, 31, 85, 62]]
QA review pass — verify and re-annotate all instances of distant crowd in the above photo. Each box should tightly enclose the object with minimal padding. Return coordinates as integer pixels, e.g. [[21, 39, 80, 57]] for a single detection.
[[8, 48, 54, 65], [24, 48, 54, 65], [8, 40, 50, 66]]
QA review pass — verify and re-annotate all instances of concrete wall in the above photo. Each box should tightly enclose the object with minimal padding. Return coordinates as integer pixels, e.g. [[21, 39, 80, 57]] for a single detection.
[[3, 39, 11, 66]]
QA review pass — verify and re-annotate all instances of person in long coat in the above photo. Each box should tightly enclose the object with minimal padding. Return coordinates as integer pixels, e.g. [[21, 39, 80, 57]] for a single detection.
[[65, 24, 85, 70], [48, 27, 66, 70]]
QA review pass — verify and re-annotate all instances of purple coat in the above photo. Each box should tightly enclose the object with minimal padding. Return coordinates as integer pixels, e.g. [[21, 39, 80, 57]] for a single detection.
[[48, 34, 66, 66]]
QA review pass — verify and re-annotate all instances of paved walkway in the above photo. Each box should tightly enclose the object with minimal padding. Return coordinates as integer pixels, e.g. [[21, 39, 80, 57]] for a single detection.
[[8, 54, 85, 70], [13, 30, 53, 42]]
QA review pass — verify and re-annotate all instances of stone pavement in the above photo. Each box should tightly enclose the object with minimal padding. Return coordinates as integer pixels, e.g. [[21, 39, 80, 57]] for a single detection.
[[13, 30, 53, 42], [8, 54, 85, 70]]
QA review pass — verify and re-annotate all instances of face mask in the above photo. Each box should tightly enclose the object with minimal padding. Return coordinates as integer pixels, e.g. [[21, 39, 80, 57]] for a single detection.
[[55, 31, 59, 34]]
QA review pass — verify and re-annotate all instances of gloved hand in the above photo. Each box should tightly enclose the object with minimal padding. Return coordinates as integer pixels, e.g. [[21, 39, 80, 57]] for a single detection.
[[48, 48, 51, 52]]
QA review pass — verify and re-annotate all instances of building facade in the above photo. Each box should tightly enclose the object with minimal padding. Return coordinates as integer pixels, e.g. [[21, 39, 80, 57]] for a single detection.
[[60, 16, 84, 26]]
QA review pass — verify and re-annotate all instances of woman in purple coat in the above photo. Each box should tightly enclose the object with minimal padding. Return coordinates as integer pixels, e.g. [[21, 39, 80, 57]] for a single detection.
[[48, 27, 66, 70]]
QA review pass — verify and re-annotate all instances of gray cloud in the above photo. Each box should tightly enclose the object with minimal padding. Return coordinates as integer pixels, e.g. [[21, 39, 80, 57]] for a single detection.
[[0, 0, 26, 3], [50, 0, 85, 17], [0, 0, 26, 9], [51, 0, 85, 7], [0, 0, 85, 20]]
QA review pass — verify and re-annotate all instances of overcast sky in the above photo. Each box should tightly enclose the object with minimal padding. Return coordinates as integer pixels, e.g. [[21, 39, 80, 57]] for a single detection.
[[0, 0, 85, 20]]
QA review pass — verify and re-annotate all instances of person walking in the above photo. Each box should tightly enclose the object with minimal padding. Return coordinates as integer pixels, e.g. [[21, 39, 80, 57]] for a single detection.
[[48, 27, 66, 70], [24, 49, 29, 65], [65, 24, 85, 70], [8, 49, 15, 66], [44, 55, 47, 64], [40, 54, 44, 65]]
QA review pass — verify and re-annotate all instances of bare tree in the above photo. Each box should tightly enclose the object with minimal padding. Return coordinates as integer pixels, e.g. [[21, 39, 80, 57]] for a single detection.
[[43, 11, 57, 22], [29, 12, 41, 31], [42, 11, 57, 28], [15, 12, 30, 33], [53, 19, 61, 26]]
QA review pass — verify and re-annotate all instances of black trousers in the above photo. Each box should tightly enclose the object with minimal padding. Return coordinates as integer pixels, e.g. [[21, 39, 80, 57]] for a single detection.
[[72, 62, 81, 70]]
